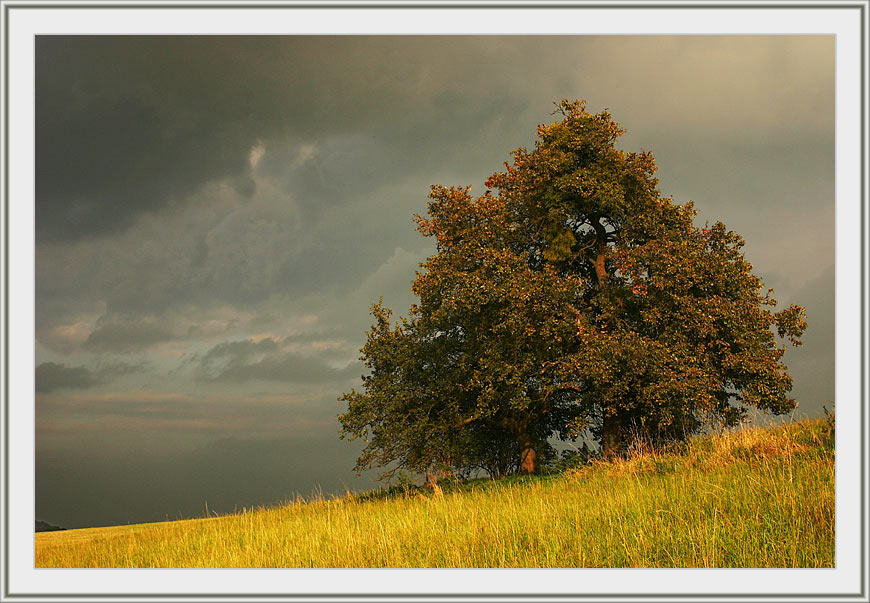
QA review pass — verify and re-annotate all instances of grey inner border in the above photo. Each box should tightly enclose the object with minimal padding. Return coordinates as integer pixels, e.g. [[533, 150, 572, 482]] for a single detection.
[[2, 1, 866, 601]]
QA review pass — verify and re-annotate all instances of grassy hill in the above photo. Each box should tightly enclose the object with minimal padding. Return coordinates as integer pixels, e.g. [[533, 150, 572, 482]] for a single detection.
[[35, 418, 834, 568]]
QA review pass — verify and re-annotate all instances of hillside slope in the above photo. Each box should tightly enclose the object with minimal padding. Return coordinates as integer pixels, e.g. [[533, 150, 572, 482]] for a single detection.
[[36, 418, 834, 568]]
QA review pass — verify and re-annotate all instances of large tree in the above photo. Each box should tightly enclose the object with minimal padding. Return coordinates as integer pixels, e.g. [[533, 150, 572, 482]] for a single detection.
[[485, 100, 807, 456], [339, 100, 806, 477]]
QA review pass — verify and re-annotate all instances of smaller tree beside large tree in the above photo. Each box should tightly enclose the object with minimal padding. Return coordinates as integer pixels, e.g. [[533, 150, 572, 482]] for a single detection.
[[340, 186, 583, 476]]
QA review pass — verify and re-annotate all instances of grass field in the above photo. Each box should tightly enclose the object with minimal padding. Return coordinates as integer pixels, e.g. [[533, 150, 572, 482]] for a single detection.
[[35, 417, 834, 568]]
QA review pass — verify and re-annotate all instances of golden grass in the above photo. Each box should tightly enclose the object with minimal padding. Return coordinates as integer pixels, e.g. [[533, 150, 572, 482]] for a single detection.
[[36, 418, 834, 568]]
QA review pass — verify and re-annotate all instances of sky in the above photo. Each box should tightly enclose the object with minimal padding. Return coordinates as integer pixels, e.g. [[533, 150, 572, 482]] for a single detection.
[[35, 35, 834, 529]]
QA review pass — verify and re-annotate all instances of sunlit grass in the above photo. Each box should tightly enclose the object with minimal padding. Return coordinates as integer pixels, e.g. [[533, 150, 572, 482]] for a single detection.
[[36, 418, 834, 568]]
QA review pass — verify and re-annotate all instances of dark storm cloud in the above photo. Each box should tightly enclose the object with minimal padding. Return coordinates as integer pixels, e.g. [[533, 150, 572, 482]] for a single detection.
[[36, 36, 262, 242], [35, 35, 834, 240], [35, 36, 524, 244], [35, 89, 253, 240], [37, 36, 835, 323]]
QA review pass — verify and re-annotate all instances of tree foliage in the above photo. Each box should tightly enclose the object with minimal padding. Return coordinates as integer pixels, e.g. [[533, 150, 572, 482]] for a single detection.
[[339, 100, 806, 479]]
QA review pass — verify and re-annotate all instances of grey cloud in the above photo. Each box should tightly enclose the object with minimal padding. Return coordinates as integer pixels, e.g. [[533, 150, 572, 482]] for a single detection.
[[237, 245, 429, 358], [194, 336, 360, 384], [779, 265, 835, 417], [38, 394, 194, 422], [98, 361, 149, 379], [35, 362, 100, 393], [37, 35, 834, 322], [36, 165, 430, 336], [200, 337, 281, 361], [32, 36, 594, 244], [37, 391, 338, 439], [35, 361, 146, 393], [191, 337, 282, 375], [82, 314, 175, 352], [212, 355, 359, 384]]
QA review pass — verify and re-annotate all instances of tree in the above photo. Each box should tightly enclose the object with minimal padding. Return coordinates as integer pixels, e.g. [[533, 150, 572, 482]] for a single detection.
[[339, 99, 806, 477], [340, 187, 581, 476], [485, 100, 807, 456], [338, 301, 471, 481]]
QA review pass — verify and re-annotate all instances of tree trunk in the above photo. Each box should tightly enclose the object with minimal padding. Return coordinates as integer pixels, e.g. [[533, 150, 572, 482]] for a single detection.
[[601, 412, 623, 459], [591, 218, 609, 288], [518, 433, 537, 474], [591, 217, 622, 459]]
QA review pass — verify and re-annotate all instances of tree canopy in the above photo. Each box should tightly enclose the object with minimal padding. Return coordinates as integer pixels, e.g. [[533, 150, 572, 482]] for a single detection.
[[339, 100, 806, 479]]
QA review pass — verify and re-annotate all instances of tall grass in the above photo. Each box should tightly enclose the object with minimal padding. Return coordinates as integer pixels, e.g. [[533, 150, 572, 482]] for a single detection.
[[36, 418, 834, 568]]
